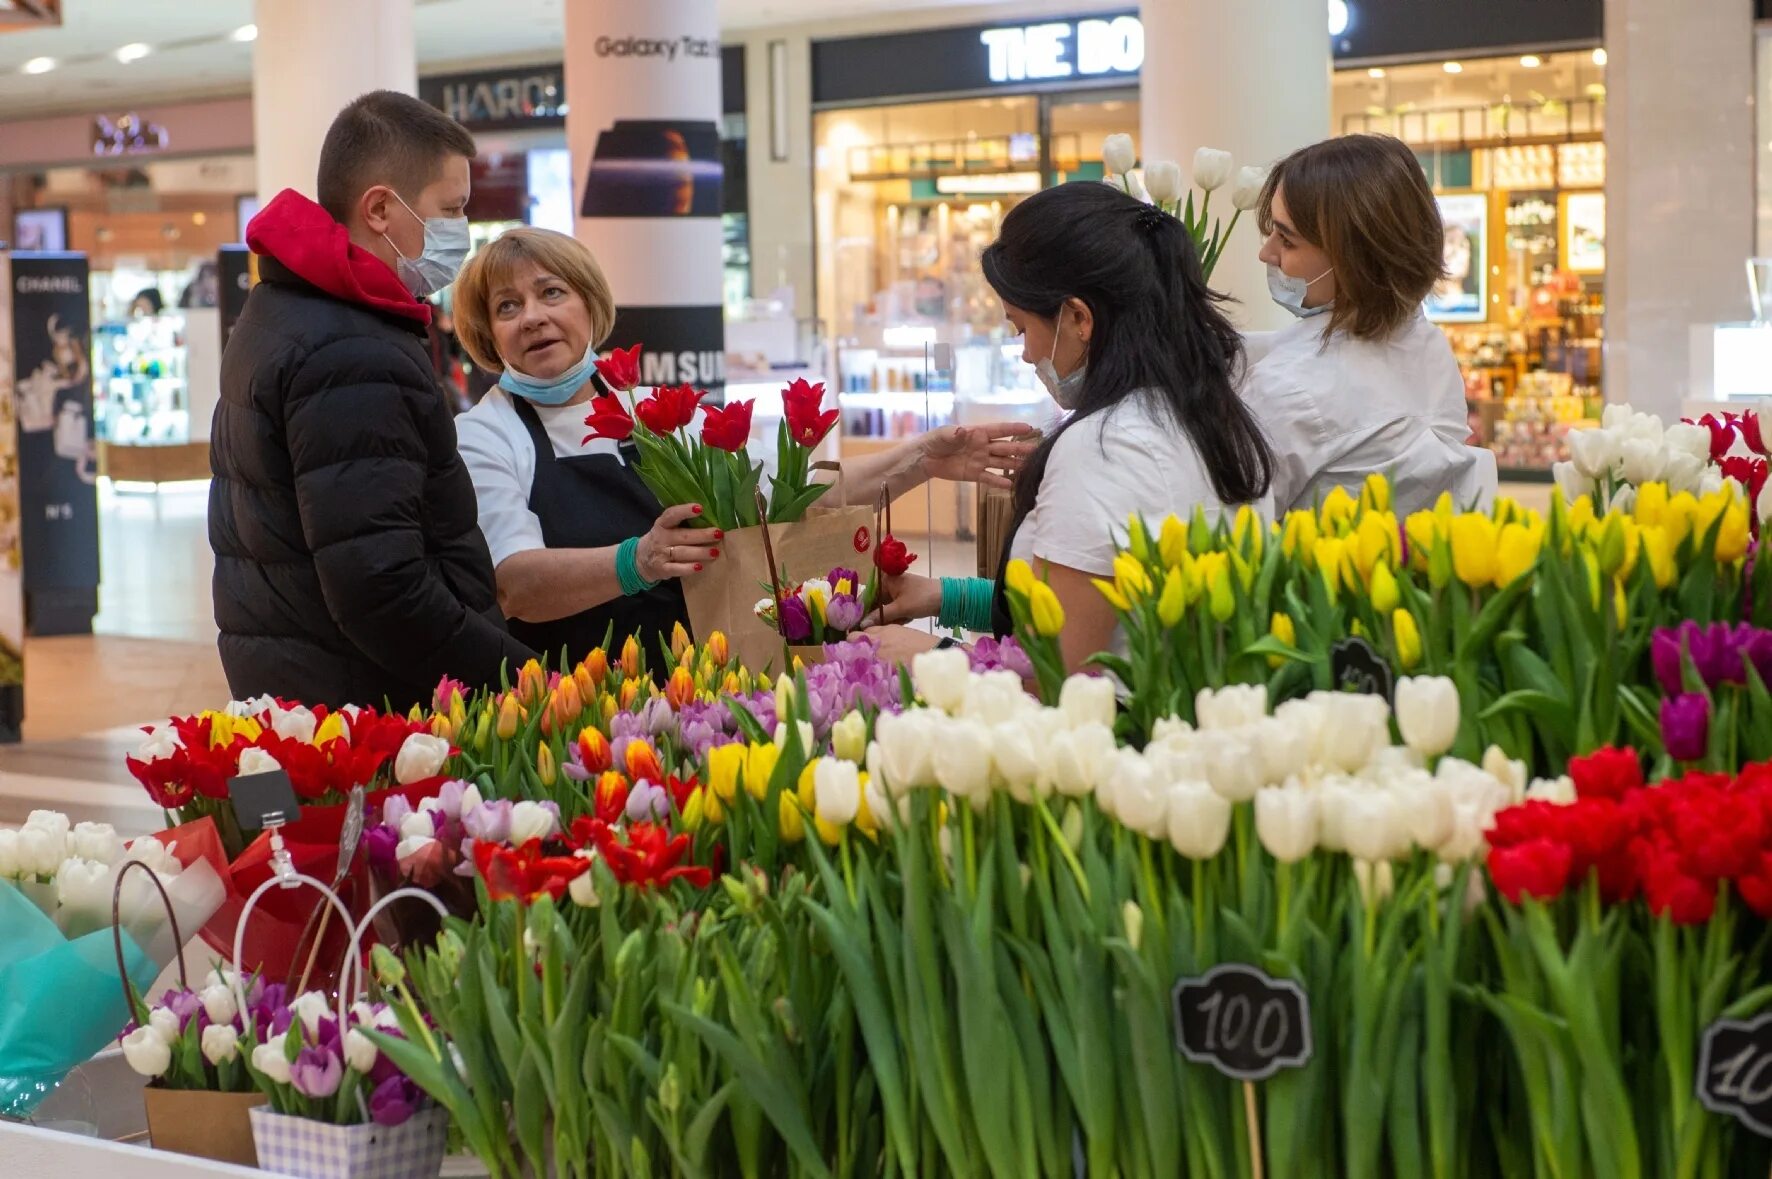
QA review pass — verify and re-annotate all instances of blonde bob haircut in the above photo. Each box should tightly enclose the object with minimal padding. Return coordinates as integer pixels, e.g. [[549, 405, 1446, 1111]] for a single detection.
[[452, 227, 616, 373]]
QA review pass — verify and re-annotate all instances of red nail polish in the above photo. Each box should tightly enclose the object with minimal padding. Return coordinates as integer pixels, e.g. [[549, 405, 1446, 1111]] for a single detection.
[[692, 505, 702, 514], [709, 549, 720, 558], [714, 530, 725, 540], [694, 563, 703, 571]]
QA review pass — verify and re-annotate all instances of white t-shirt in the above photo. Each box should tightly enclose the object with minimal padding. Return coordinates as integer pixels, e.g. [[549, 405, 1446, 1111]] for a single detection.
[[1009, 390, 1266, 577], [1241, 310, 1497, 517], [455, 388, 629, 569]]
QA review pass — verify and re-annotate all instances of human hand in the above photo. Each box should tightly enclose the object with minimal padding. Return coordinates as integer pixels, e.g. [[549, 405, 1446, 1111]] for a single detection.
[[919, 422, 1039, 489], [863, 623, 944, 666], [859, 571, 942, 627], [636, 503, 723, 582]]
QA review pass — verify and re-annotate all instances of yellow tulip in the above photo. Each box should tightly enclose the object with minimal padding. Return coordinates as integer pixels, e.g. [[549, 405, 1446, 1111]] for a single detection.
[[1493, 521, 1545, 587], [430, 713, 454, 742], [1005, 558, 1036, 599], [1281, 510, 1320, 563], [1158, 514, 1190, 568], [1433, 491, 1454, 521], [1354, 511, 1399, 581], [1113, 552, 1153, 602], [1594, 514, 1630, 579], [1312, 537, 1350, 601], [806, 587, 829, 627], [746, 742, 781, 801], [816, 816, 846, 847], [797, 760, 818, 811], [1582, 550, 1602, 613], [1267, 612, 1297, 669], [1616, 518, 1643, 583], [1233, 505, 1265, 562], [1717, 499, 1752, 563], [1360, 472, 1393, 514], [497, 692, 521, 740], [1369, 561, 1401, 614], [1404, 511, 1440, 574], [537, 742, 557, 788], [315, 712, 348, 747], [1205, 558, 1235, 623], [722, 670, 744, 696], [1641, 525, 1677, 590], [681, 787, 706, 831], [1125, 513, 1153, 563], [854, 774, 880, 840], [778, 792, 806, 843], [601, 695, 618, 722], [1393, 608, 1423, 670], [1634, 481, 1669, 529], [1449, 513, 1499, 589], [1351, 619, 1369, 639], [1613, 576, 1629, 628], [620, 634, 641, 680], [473, 709, 492, 753], [1029, 581, 1066, 636], [1565, 495, 1597, 548], [702, 785, 726, 826], [708, 743, 744, 803], [1320, 485, 1358, 532], [1157, 567, 1187, 628], [1664, 492, 1699, 551]]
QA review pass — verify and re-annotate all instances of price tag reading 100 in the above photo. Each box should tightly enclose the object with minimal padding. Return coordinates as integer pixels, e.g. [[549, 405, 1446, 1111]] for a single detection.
[[1697, 1011, 1772, 1140]]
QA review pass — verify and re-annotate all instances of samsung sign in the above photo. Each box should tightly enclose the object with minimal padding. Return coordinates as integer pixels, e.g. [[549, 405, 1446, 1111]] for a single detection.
[[979, 16, 1144, 84]]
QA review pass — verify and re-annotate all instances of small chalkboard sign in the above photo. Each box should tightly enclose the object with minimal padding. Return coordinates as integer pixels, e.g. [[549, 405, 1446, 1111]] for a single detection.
[[1697, 1011, 1772, 1137], [229, 769, 301, 832], [335, 786, 367, 880], [1330, 635, 1395, 702], [1173, 964, 1312, 1082]]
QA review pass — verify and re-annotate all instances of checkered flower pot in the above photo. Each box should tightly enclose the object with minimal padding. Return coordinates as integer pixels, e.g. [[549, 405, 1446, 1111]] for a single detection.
[[248, 1105, 448, 1179]]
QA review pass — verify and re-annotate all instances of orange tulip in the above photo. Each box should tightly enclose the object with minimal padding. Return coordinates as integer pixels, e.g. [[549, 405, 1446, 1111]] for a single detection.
[[666, 666, 696, 710], [620, 635, 641, 680], [706, 631, 729, 665], [619, 679, 641, 710], [576, 727, 613, 775], [584, 648, 610, 687], [626, 739, 665, 785], [516, 659, 547, 708]]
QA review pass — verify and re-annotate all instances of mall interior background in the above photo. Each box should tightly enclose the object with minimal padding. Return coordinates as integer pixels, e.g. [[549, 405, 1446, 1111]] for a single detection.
[[0, 0, 1765, 750]]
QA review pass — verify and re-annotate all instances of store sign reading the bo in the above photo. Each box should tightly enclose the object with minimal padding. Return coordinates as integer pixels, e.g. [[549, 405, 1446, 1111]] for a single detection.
[[980, 16, 1143, 84]]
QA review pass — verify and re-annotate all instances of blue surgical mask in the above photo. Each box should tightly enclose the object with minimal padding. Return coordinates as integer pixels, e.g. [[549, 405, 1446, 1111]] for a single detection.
[[1267, 263, 1334, 318], [383, 191, 470, 298], [499, 343, 598, 406], [1034, 306, 1089, 410]]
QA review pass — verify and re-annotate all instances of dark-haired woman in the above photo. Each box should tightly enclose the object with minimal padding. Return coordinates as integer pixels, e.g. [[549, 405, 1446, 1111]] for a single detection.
[[1244, 133, 1497, 516], [865, 181, 1275, 671]]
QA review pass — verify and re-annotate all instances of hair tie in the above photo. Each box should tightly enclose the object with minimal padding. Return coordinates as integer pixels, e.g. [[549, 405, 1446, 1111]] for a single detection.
[[1134, 205, 1171, 234]]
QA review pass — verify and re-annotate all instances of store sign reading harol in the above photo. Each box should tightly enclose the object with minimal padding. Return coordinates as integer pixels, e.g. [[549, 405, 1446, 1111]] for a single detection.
[[980, 16, 1143, 84]]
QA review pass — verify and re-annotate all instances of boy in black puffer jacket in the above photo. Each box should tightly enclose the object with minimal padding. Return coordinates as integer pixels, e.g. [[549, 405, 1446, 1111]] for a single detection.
[[210, 90, 534, 711]]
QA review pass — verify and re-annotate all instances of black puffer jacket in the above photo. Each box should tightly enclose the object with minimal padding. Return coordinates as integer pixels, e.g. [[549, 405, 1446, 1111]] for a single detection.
[[209, 189, 533, 710]]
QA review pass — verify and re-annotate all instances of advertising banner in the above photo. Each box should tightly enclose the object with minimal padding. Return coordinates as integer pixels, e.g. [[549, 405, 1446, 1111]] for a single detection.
[[0, 256, 28, 738]]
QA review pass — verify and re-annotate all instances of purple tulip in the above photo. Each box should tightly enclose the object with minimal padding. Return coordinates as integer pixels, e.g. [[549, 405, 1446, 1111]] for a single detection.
[[164, 988, 203, 1032], [290, 1046, 344, 1099], [1660, 693, 1712, 762], [380, 795, 414, 830], [639, 697, 677, 738], [778, 595, 813, 642], [462, 799, 513, 845], [1651, 627, 1689, 696], [625, 780, 671, 823], [823, 593, 863, 635], [970, 636, 1035, 680], [364, 824, 399, 877], [368, 1075, 419, 1127], [436, 780, 472, 820], [827, 567, 862, 594], [1742, 626, 1772, 687]]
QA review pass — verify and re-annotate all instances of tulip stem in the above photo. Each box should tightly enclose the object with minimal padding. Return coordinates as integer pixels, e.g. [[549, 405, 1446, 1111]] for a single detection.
[[512, 902, 527, 1024], [1035, 797, 1090, 904], [961, 804, 978, 896], [1139, 838, 1164, 932], [1276, 860, 1290, 937], [1192, 857, 1207, 961]]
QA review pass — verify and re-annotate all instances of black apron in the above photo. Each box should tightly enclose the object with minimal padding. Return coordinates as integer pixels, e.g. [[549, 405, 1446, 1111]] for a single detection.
[[988, 511, 1025, 639], [504, 393, 689, 668]]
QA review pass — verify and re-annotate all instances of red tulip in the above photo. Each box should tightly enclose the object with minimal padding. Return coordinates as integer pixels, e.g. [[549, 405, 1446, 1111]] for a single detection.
[[579, 818, 711, 890], [1487, 837, 1573, 903], [1698, 413, 1737, 462], [1640, 843, 1716, 925], [473, 838, 592, 904], [596, 344, 643, 392], [634, 384, 705, 435], [874, 533, 918, 578], [700, 399, 755, 452], [1568, 746, 1643, 801], [1741, 411, 1766, 457], [781, 377, 840, 448], [583, 393, 635, 443]]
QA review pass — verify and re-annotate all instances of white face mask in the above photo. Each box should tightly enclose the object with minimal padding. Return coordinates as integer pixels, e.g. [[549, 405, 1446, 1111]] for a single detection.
[[1267, 263, 1334, 318], [383, 190, 470, 298], [1034, 305, 1088, 410]]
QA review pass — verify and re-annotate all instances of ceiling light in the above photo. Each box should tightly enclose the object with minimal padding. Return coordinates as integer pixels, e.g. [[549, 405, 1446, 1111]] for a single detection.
[[231, 24, 257, 42], [1367, 67, 1385, 79], [1443, 61, 1463, 74], [1327, 0, 1350, 37], [22, 56, 55, 74], [1592, 47, 1608, 66], [115, 43, 152, 63], [1519, 54, 1542, 68]]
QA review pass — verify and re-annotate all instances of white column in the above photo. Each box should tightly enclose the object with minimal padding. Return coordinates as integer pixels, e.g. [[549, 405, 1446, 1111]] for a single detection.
[[251, 0, 416, 203], [743, 31, 816, 317], [1605, 0, 1756, 420], [1140, 0, 1330, 330], [565, 0, 727, 390]]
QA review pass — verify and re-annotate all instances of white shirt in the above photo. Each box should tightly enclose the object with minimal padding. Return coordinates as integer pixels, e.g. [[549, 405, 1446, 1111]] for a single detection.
[[1241, 310, 1498, 517], [455, 388, 628, 569], [1009, 390, 1266, 577]]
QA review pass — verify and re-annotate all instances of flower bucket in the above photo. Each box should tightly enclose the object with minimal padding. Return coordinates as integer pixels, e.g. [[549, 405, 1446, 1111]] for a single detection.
[[249, 1104, 448, 1179], [144, 1087, 266, 1166]]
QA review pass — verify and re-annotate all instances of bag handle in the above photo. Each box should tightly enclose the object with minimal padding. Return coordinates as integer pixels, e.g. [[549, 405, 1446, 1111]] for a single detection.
[[754, 488, 793, 666], [111, 858, 186, 1017]]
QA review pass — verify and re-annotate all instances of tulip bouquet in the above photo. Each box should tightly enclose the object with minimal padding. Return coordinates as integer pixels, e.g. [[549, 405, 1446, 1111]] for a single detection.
[[1555, 404, 1772, 536], [1100, 133, 1266, 280], [752, 563, 872, 646]]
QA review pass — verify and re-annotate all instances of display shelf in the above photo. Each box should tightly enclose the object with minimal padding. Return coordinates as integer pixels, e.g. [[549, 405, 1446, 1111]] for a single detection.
[[93, 315, 190, 447]]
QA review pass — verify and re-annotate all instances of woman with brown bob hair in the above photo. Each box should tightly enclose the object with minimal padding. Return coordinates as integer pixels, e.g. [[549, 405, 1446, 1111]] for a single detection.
[[453, 227, 1034, 666], [1242, 133, 1496, 515]]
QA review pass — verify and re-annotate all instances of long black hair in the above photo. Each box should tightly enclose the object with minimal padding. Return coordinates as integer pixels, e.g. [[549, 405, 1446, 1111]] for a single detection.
[[981, 182, 1273, 518]]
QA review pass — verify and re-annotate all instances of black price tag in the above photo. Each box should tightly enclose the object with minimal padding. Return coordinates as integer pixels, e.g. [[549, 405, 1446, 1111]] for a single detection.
[[1330, 635, 1395, 702], [1697, 1012, 1772, 1137], [1173, 964, 1312, 1082], [229, 769, 301, 832]]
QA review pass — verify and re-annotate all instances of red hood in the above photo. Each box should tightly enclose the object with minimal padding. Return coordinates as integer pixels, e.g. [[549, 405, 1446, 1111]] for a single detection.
[[245, 189, 432, 327]]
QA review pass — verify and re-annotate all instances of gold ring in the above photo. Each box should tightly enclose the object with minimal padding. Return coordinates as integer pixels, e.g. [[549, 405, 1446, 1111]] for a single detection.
[[668, 545, 677, 564]]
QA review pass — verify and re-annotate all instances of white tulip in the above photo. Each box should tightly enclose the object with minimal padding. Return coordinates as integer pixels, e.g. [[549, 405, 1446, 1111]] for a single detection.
[[271, 705, 317, 745], [1150, 715, 1194, 744], [1699, 471, 1727, 498], [1255, 783, 1319, 863], [344, 1028, 379, 1074], [961, 670, 1033, 727], [0, 830, 18, 878], [457, 783, 484, 815], [1526, 775, 1578, 805], [1624, 411, 1665, 444], [872, 710, 938, 791], [1315, 779, 1358, 853], [1195, 683, 1268, 731], [395, 733, 451, 784], [18, 823, 66, 877], [227, 695, 276, 718], [399, 811, 437, 842], [1618, 438, 1666, 486], [252, 1036, 292, 1085], [53, 858, 111, 922], [800, 578, 833, 604], [1662, 451, 1707, 495], [134, 724, 184, 761], [1612, 486, 1637, 515], [1552, 461, 1593, 503], [1438, 799, 1491, 864], [1394, 676, 1461, 759], [568, 850, 600, 908], [1108, 750, 1167, 839], [123, 836, 182, 878], [395, 834, 437, 860], [911, 649, 972, 715], [1353, 859, 1396, 907], [1567, 428, 1619, 480], [148, 1007, 182, 1044], [201, 1023, 240, 1066], [991, 716, 1048, 804], [1666, 422, 1712, 462], [938, 719, 998, 806], [121, 1026, 172, 1078], [1255, 716, 1313, 784], [1600, 403, 1633, 432], [1400, 776, 1455, 852], [774, 720, 817, 754], [199, 983, 239, 1027], [373, 1006, 402, 1031], [1364, 744, 1424, 784], [509, 800, 559, 844], [1341, 790, 1409, 863], [1272, 698, 1327, 764], [1144, 160, 1184, 205], [1759, 478, 1772, 528], [1166, 780, 1232, 860], [1058, 674, 1117, 731], [1192, 147, 1234, 192], [70, 822, 123, 866], [26, 809, 71, 841], [1145, 738, 1207, 789], [1313, 693, 1389, 773], [1202, 731, 1265, 802], [1044, 724, 1118, 797], [1231, 165, 1268, 211], [289, 991, 331, 1039], [236, 747, 282, 777], [1479, 746, 1527, 800], [814, 757, 863, 824], [1102, 133, 1138, 177]]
